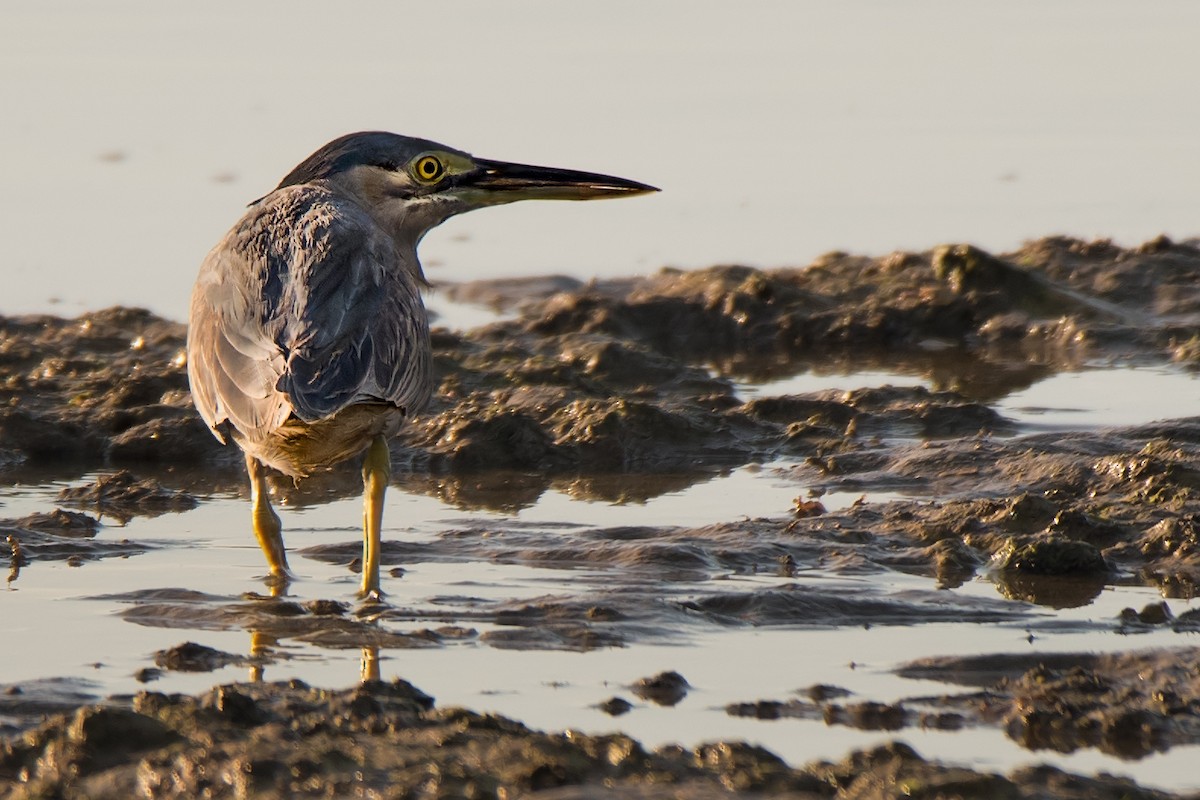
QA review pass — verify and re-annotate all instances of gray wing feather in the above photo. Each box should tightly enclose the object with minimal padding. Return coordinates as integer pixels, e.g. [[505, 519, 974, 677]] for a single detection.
[[187, 185, 431, 443]]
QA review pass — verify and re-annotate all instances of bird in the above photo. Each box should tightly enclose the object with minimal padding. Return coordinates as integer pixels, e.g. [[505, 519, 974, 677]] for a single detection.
[[186, 131, 657, 598]]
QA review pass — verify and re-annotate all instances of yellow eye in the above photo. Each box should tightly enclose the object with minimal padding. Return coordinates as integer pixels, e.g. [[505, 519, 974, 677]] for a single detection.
[[412, 155, 445, 183]]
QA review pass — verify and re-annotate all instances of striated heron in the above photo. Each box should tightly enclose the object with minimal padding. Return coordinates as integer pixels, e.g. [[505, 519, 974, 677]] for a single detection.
[[187, 131, 657, 597]]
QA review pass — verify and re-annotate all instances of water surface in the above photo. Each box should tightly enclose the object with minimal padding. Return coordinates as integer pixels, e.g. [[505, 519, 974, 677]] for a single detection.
[[5, 363, 1200, 790], [3, 1, 1200, 319]]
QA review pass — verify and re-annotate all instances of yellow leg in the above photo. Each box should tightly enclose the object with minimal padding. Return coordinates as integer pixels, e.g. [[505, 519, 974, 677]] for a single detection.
[[360, 645, 381, 683], [246, 454, 290, 579], [249, 630, 276, 683], [359, 434, 390, 599]]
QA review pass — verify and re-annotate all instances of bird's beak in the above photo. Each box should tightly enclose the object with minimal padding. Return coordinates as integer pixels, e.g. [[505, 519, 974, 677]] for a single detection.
[[463, 158, 659, 203]]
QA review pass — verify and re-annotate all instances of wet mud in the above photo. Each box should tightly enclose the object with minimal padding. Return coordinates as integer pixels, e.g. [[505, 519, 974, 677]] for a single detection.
[[6, 236, 1200, 796], [733, 645, 1200, 762], [0, 682, 1186, 800], [895, 648, 1200, 760]]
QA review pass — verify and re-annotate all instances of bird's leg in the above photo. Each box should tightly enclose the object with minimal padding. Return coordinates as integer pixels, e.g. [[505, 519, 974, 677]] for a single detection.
[[246, 453, 290, 580], [249, 630, 276, 683], [359, 434, 390, 599], [360, 645, 381, 683]]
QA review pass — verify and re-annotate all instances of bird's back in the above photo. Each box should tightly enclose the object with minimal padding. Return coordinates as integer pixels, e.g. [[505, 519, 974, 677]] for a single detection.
[[187, 183, 432, 475]]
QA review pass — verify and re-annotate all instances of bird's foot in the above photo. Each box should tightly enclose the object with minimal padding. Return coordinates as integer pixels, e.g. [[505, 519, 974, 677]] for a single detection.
[[356, 585, 387, 606], [261, 569, 293, 598]]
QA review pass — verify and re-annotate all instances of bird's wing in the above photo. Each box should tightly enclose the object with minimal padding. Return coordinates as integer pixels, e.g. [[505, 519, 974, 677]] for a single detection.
[[187, 240, 291, 443], [186, 186, 431, 443]]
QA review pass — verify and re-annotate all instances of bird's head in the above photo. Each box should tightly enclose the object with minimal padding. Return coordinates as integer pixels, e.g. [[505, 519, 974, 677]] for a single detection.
[[273, 131, 658, 249]]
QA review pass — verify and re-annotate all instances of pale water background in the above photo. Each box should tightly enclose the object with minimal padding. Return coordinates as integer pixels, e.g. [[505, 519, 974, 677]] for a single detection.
[[3, 1, 1200, 319], [5, 1, 1200, 791]]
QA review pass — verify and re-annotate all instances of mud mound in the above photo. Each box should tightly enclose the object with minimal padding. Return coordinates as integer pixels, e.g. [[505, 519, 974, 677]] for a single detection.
[[0, 680, 1186, 799]]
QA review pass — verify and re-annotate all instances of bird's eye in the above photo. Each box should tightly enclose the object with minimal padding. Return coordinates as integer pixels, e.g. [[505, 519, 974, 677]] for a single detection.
[[412, 155, 445, 183]]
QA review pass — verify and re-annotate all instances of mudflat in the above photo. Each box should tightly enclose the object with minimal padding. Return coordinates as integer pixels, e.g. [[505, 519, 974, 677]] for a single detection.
[[6, 236, 1200, 797]]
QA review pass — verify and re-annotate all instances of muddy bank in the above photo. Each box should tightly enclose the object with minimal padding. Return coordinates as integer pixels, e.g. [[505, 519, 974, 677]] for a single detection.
[[4, 235, 1199, 530], [6, 236, 1200, 796], [897, 647, 1200, 760], [1, 678, 1189, 800], [2, 236, 1198, 483], [731, 646, 1200, 765]]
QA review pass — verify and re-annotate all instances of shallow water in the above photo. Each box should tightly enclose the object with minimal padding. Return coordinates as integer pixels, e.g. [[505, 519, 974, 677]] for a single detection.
[[5, 360, 1200, 790]]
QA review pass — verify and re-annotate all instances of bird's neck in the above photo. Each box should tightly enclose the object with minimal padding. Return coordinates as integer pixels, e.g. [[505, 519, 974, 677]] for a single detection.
[[328, 179, 430, 287]]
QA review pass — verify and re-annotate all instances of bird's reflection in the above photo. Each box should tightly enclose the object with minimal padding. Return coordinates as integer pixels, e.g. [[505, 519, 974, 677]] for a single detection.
[[360, 645, 381, 683], [248, 631, 275, 683]]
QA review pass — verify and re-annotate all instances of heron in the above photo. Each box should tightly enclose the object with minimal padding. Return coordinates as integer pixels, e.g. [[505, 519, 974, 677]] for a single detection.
[[187, 131, 657, 597]]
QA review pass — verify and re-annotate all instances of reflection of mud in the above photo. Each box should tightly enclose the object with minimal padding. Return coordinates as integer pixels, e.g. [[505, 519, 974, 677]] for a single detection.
[[87, 516, 1042, 664], [729, 695, 960, 734], [783, 423, 1200, 604], [154, 641, 243, 673], [991, 571, 1107, 609], [0, 678, 98, 734], [895, 648, 1200, 761], [630, 671, 689, 707], [679, 585, 1025, 626], [730, 645, 1200, 764], [43, 409, 1200, 665], [100, 589, 451, 654], [1, 511, 147, 569], [58, 470, 197, 522]]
